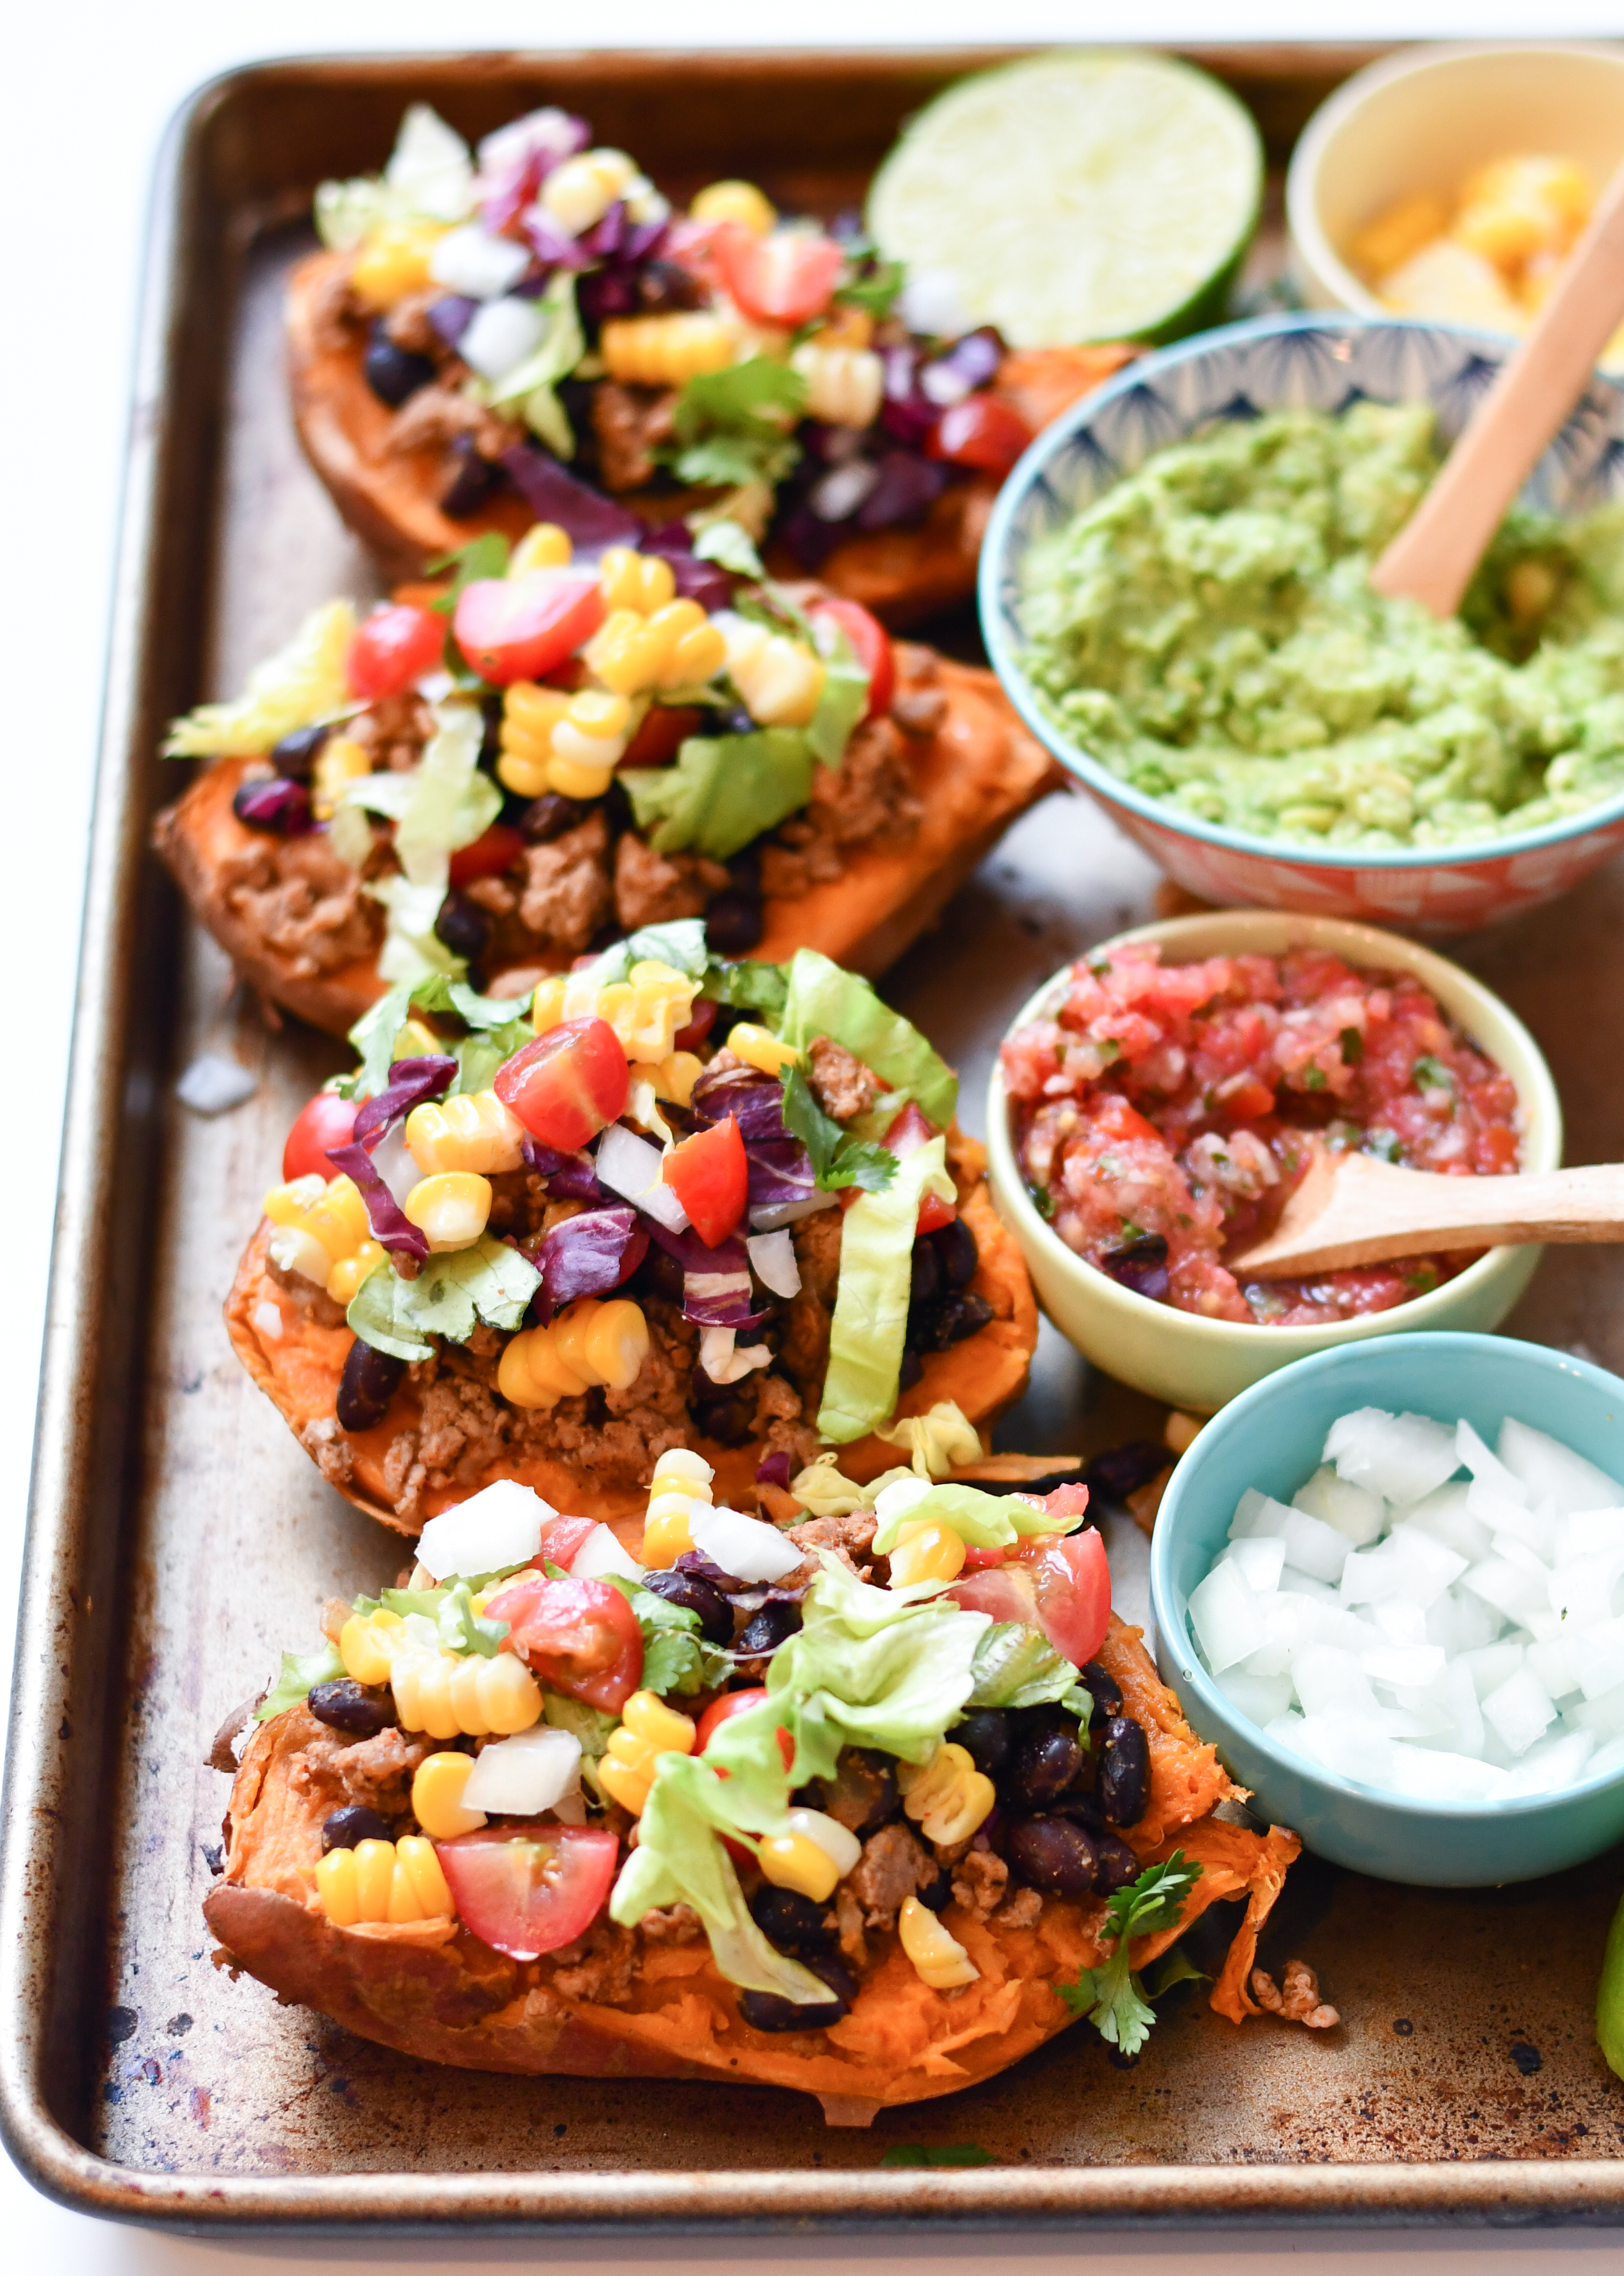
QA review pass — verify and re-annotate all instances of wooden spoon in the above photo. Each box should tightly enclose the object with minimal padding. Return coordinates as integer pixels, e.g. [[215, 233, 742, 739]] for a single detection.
[[1370, 153, 1624, 618], [1224, 1138, 1624, 1280]]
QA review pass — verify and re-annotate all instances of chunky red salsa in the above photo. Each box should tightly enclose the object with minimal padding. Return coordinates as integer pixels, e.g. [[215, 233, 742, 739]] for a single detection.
[[1002, 946, 1521, 1327]]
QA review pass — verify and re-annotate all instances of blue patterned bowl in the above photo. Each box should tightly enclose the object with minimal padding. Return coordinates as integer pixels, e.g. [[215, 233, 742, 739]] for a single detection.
[[979, 312, 1624, 934]]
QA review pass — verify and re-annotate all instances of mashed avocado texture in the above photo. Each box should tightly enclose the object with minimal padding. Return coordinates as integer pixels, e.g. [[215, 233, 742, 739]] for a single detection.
[[1019, 402, 1624, 848]]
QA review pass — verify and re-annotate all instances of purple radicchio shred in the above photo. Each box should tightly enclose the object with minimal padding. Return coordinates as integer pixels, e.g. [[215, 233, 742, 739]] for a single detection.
[[745, 1139, 817, 1214], [351, 1057, 458, 1147], [756, 1450, 792, 1489], [540, 1204, 648, 1311], [475, 108, 591, 232], [643, 1220, 752, 1279], [428, 294, 478, 349], [857, 449, 946, 532], [325, 1140, 429, 1261], [690, 1066, 788, 1142], [879, 346, 937, 446], [231, 776, 315, 835], [772, 501, 841, 572], [517, 206, 592, 273], [520, 1134, 604, 1201], [635, 521, 735, 613], [682, 1266, 769, 1329], [501, 445, 642, 546], [920, 325, 1003, 402], [674, 1547, 741, 1590]]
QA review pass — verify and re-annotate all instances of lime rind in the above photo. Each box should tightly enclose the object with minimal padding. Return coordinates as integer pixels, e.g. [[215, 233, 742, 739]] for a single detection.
[[868, 49, 1263, 350]]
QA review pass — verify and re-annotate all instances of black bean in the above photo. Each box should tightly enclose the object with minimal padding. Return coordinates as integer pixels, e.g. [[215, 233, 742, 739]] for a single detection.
[[337, 1340, 406, 1433], [364, 323, 438, 407], [816, 1746, 899, 1837], [917, 1869, 952, 1913], [631, 1244, 685, 1305], [737, 1953, 856, 2033], [322, 1804, 390, 1852], [521, 790, 593, 843], [736, 1599, 801, 1656], [232, 777, 313, 834], [1080, 1660, 1123, 1727], [271, 722, 330, 780], [1007, 1815, 1100, 1900], [910, 1238, 945, 1307], [641, 1565, 733, 1647], [717, 705, 756, 736], [1092, 1831, 1142, 1897], [441, 433, 504, 518], [954, 1709, 1014, 1778], [1049, 1790, 1107, 1837], [1006, 1709, 1085, 1810], [691, 1393, 756, 1448], [638, 259, 705, 314], [1097, 1715, 1150, 1828], [748, 1885, 834, 1954], [705, 891, 765, 955], [929, 1216, 979, 1290], [897, 1346, 924, 1392], [908, 1291, 995, 1352], [434, 890, 491, 963], [307, 1679, 397, 1738], [727, 845, 763, 896]]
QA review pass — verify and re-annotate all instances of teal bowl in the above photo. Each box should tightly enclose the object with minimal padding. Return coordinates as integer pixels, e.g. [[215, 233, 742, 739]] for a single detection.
[[1149, 1333, 1624, 1885]]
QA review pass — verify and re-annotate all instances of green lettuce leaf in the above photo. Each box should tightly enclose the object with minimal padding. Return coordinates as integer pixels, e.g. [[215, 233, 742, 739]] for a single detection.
[[869, 1480, 1087, 1555], [425, 530, 512, 612], [967, 1623, 1093, 1712], [314, 104, 474, 249], [480, 272, 585, 457], [577, 919, 712, 988], [256, 1641, 343, 1721], [163, 601, 357, 757], [542, 1689, 618, 1759], [776, 949, 958, 1127], [603, 1575, 730, 1698], [703, 954, 790, 1024], [691, 517, 765, 577], [377, 1579, 508, 1658], [875, 1401, 984, 1479], [367, 874, 466, 986], [817, 1138, 954, 1444], [779, 1065, 896, 1194], [620, 727, 816, 860], [664, 356, 806, 491], [347, 1239, 541, 1359], [451, 1017, 537, 1096], [394, 701, 494, 884], [346, 972, 533, 1099], [806, 622, 870, 767]]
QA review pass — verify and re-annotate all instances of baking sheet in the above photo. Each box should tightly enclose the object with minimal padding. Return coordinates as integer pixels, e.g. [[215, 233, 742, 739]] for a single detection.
[[10, 43, 1624, 2232]]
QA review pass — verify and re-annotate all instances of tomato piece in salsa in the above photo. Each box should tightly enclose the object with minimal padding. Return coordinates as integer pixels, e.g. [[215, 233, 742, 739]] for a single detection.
[[1000, 947, 1520, 1327]]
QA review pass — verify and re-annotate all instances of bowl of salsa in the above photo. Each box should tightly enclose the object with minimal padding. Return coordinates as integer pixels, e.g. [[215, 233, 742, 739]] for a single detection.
[[986, 911, 1561, 1412]]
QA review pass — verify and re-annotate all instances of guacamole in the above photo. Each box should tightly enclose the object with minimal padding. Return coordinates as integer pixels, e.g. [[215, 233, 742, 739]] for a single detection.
[[1018, 401, 1624, 849]]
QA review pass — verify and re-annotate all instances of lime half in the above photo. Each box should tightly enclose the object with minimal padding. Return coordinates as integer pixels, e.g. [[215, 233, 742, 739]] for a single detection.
[[868, 50, 1263, 348]]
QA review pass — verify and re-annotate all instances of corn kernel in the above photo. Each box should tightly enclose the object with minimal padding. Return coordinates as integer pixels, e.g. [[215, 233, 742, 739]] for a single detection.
[[654, 1051, 703, 1106], [498, 1299, 651, 1412], [314, 1847, 361, 1925], [790, 342, 885, 430], [396, 1834, 454, 1917], [339, 1608, 403, 1686], [599, 546, 677, 615], [597, 1754, 654, 1815], [888, 1520, 968, 1590], [353, 1837, 397, 1919], [411, 1750, 487, 1839], [311, 733, 372, 821], [405, 1091, 525, 1177], [326, 1239, 385, 1306], [691, 180, 776, 235], [652, 1448, 715, 1495], [720, 619, 825, 727], [727, 1023, 801, 1078], [509, 522, 573, 574], [898, 1893, 979, 1989], [599, 311, 748, 389], [391, 1648, 542, 1737], [900, 1742, 995, 1845], [816, 304, 875, 350], [351, 221, 448, 310], [541, 148, 638, 236], [403, 1171, 492, 1251], [265, 1174, 376, 1289], [499, 681, 572, 797], [314, 1835, 457, 1927], [641, 1501, 696, 1567], [758, 1831, 841, 1904], [622, 1690, 698, 1754], [394, 1017, 442, 1062]]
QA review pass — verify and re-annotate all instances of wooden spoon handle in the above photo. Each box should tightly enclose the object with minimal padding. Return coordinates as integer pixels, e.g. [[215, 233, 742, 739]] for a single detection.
[[1370, 154, 1624, 619]]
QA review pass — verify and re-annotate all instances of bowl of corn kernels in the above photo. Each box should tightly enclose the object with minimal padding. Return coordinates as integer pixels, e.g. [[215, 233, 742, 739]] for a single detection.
[[1287, 43, 1624, 368]]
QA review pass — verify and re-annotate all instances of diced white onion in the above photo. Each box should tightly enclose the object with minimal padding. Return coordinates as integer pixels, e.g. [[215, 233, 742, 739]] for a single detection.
[[690, 1504, 803, 1582], [462, 1726, 582, 1816], [460, 294, 548, 383], [569, 1522, 645, 1583], [417, 1479, 555, 1581], [429, 222, 532, 300], [785, 1807, 862, 1875], [697, 1326, 772, 1384], [747, 1229, 802, 1299], [595, 1122, 691, 1230], [896, 267, 972, 340], [749, 1192, 840, 1232]]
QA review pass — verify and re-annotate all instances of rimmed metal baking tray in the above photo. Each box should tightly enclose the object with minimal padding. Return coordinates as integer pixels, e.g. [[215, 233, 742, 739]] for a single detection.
[[9, 39, 1624, 2235]]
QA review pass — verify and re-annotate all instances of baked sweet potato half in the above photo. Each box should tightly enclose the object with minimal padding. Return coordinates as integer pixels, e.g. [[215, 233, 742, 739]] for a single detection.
[[205, 1605, 1302, 2122]]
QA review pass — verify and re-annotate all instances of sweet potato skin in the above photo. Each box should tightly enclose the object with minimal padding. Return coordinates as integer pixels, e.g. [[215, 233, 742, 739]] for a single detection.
[[204, 1620, 1298, 2110], [224, 1139, 1036, 1536]]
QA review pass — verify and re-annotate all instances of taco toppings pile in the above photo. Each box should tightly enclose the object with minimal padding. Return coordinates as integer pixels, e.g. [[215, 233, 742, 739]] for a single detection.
[[154, 528, 1054, 1035], [227, 927, 1037, 1532], [205, 1462, 1304, 2115], [288, 101, 1135, 609]]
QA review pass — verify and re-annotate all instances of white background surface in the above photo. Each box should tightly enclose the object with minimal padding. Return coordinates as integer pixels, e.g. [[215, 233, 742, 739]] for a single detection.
[[9, 2, 1624, 2267]]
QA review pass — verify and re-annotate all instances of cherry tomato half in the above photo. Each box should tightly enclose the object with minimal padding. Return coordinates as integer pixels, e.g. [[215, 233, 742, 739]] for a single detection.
[[947, 1522, 1109, 1668], [346, 604, 445, 701], [448, 821, 525, 891], [713, 223, 843, 327], [881, 1101, 957, 1235], [283, 1088, 358, 1182], [809, 598, 894, 723], [662, 1115, 748, 1247], [494, 1018, 629, 1151], [696, 1687, 795, 1769], [926, 394, 1032, 479], [622, 703, 702, 768], [485, 1573, 643, 1712], [453, 574, 605, 686], [436, 1825, 619, 1960]]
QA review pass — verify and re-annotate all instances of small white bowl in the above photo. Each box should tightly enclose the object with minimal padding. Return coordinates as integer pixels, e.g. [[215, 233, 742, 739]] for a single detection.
[[985, 911, 1562, 1415], [1287, 42, 1624, 324]]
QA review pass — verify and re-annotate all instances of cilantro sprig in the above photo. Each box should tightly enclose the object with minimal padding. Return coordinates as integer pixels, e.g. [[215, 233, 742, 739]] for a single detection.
[[664, 357, 808, 490], [1054, 1851, 1202, 2057], [780, 1064, 897, 1195]]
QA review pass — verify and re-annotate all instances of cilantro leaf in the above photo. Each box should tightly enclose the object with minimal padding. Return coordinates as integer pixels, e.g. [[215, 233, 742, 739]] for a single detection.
[[835, 256, 904, 321], [603, 1575, 730, 1698], [664, 356, 807, 490], [256, 1641, 343, 1722], [780, 1064, 897, 1195], [704, 954, 790, 1025], [1053, 1850, 1202, 2058], [425, 531, 512, 614]]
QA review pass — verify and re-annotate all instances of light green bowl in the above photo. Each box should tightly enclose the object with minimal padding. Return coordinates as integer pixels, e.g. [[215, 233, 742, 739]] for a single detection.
[[985, 909, 1561, 1413]]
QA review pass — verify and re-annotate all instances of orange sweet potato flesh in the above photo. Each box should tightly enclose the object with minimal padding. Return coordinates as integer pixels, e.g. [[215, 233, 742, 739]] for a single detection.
[[224, 1136, 1036, 1538], [152, 659, 1057, 1040], [203, 1616, 1298, 2115]]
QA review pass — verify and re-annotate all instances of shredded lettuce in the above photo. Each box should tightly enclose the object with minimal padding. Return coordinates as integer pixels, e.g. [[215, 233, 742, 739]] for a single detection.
[[663, 357, 807, 490], [703, 954, 790, 1024], [315, 104, 475, 250], [578, 919, 712, 988], [806, 622, 870, 767], [364, 1579, 509, 1658], [967, 1623, 1093, 1712], [602, 1576, 730, 1698], [690, 518, 765, 577], [476, 271, 585, 454], [368, 874, 465, 985], [776, 949, 958, 1128], [347, 1239, 541, 1360], [621, 726, 816, 860], [256, 1641, 344, 1722], [817, 1138, 954, 1444], [346, 972, 532, 1099], [870, 1480, 1084, 1555], [163, 601, 356, 757], [876, 1401, 984, 1478]]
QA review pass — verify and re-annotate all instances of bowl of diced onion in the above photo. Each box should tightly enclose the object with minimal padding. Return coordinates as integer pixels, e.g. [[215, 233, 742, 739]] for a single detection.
[[1150, 1332, 1624, 1884]]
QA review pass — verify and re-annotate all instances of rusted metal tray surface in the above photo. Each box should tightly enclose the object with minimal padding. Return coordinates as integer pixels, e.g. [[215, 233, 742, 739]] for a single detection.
[[8, 41, 1624, 2234]]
